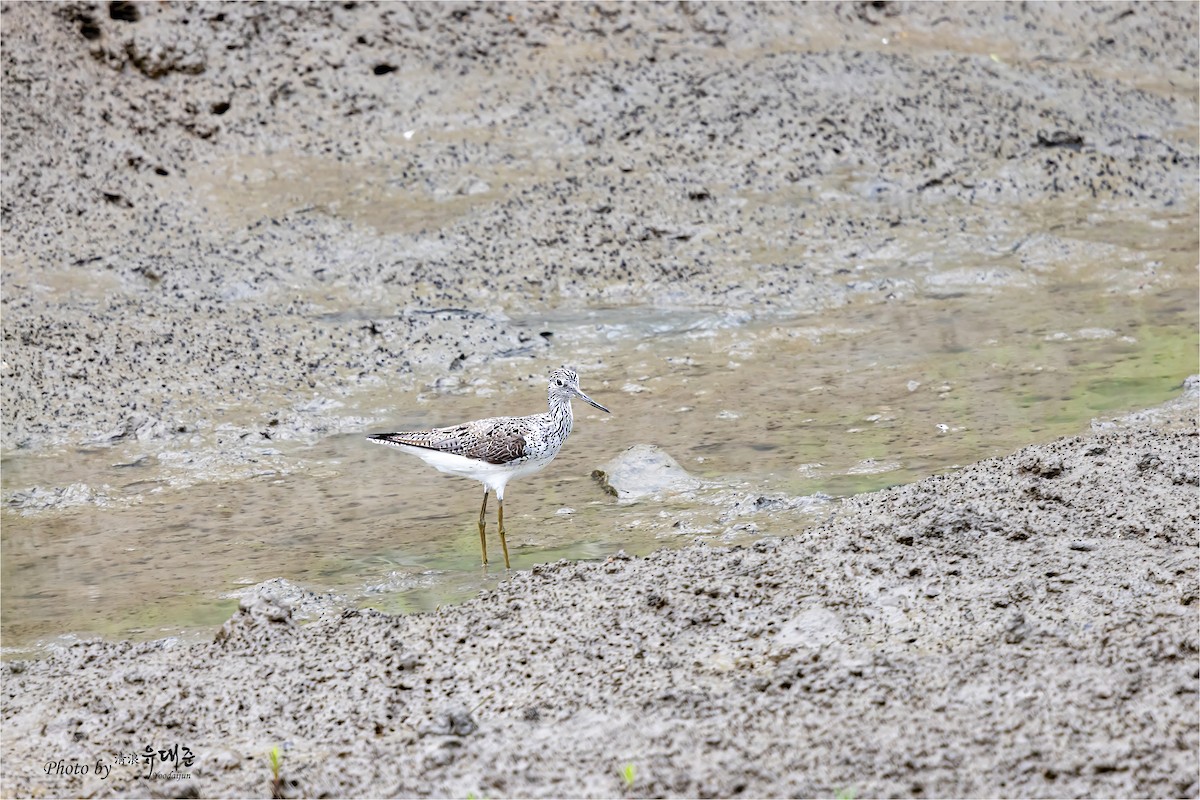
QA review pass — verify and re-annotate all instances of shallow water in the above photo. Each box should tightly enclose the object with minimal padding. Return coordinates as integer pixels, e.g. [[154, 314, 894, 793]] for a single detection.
[[4, 216, 1196, 658]]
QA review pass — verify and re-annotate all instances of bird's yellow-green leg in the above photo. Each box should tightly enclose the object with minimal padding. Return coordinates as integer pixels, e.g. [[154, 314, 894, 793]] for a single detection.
[[477, 489, 489, 567], [498, 498, 511, 570]]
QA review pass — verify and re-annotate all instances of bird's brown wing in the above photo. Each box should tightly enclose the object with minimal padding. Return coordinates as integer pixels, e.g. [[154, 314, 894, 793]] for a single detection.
[[368, 417, 528, 465]]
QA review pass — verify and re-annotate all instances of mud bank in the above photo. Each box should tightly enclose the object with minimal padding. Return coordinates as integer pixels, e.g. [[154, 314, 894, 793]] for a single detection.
[[3, 388, 1196, 798]]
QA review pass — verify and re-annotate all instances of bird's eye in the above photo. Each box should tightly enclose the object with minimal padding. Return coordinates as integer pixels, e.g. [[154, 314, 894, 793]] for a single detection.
[[556, 379, 563, 386]]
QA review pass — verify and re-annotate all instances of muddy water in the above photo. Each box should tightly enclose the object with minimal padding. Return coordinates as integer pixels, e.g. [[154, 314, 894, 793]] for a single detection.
[[3, 216, 1197, 656]]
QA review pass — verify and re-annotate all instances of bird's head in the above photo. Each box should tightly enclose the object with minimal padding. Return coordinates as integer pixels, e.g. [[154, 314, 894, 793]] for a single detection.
[[548, 366, 609, 413]]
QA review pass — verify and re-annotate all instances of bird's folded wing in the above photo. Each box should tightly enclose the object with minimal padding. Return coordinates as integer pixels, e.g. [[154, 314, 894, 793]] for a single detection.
[[369, 420, 527, 465]]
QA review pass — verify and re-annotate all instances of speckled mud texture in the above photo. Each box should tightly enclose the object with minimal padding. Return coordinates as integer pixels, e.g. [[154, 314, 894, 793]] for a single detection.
[[3, 2, 1199, 798], [3, 393, 1197, 798], [3, 0, 1197, 448]]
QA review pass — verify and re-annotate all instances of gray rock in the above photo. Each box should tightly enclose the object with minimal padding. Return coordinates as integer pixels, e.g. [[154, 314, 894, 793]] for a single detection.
[[214, 587, 296, 646], [592, 444, 702, 500], [224, 578, 349, 623]]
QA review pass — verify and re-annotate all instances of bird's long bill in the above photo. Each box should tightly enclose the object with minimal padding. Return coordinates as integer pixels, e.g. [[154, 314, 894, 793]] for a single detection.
[[577, 389, 610, 413]]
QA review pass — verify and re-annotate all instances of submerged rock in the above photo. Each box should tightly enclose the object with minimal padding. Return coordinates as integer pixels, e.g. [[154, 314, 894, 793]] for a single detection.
[[717, 492, 831, 523], [224, 578, 349, 623]]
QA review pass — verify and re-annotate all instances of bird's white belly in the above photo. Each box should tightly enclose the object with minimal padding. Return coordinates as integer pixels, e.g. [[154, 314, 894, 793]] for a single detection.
[[392, 444, 556, 498]]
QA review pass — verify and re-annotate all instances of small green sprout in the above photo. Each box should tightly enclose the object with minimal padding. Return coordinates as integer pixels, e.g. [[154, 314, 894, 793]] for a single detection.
[[835, 787, 856, 800], [622, 762, 637, 789], [269, 745, 284, 799]]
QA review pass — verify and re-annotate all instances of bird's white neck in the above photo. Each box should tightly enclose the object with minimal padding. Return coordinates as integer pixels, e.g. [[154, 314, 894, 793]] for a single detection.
[[547, 390, 574, 437]]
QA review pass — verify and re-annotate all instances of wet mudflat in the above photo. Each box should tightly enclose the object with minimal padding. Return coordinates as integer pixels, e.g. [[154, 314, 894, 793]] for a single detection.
[[1, 2, 1197, 797], [4, 267, 1195, 652]]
